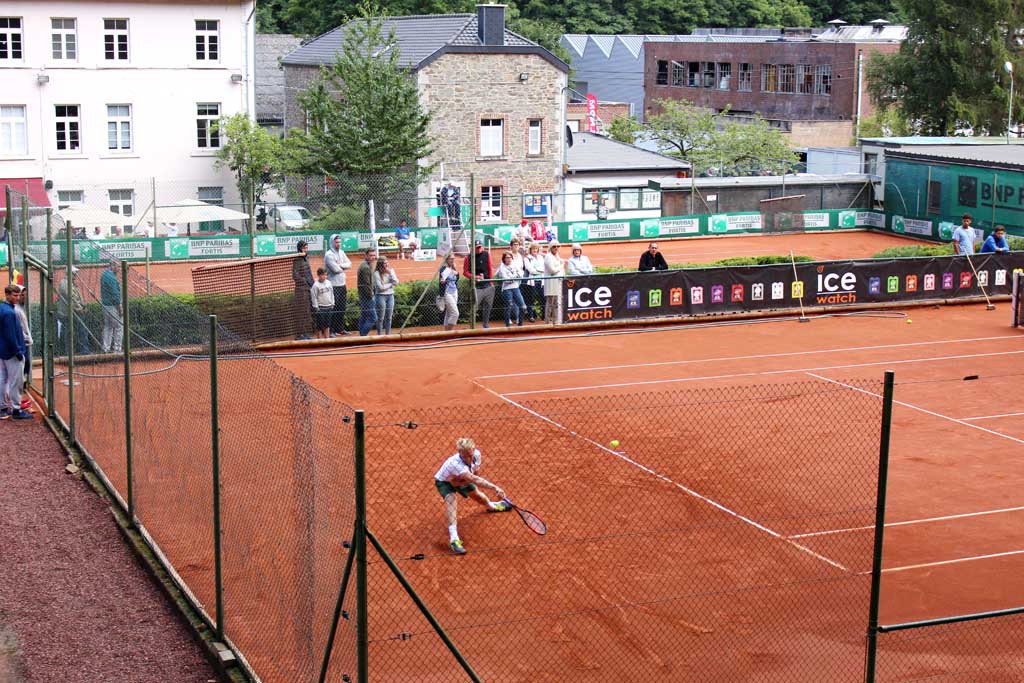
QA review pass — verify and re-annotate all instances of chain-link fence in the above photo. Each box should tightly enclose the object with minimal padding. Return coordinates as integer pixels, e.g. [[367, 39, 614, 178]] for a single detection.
[[6, 185, 361, 683], [360, 381, 884, 682]]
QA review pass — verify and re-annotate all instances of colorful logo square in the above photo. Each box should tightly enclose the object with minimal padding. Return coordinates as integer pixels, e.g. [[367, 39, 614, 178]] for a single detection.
[[752, 283, 764, 300], [711, 285, 724, 303], [869, 277, 881, 295], [906, 275, 918, 292], [942, 273, 954, 290], [924, 274, 936, 291], [791, 281, 804, 298], [626, 290, 641, 309], [670, 288, 683, 306], [959, 272, 973, 288], [771, 282, 784, 300], [887, 275, 899, 293], [731, 284, 744, 302], [690, 286, 704, 305], [649, 289, 662, 307]]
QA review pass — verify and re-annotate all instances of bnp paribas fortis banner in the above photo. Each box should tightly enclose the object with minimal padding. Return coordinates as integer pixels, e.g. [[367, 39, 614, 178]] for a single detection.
[[561, 253, 1024, 323]]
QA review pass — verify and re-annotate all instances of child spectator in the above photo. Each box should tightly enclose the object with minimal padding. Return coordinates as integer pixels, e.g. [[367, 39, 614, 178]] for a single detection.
[[310, 267, 335, 339]]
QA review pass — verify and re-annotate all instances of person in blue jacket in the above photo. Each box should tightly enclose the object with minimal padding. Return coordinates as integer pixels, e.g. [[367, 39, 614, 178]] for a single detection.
[[1, 284, 31, 420], [980, 225, 1010, 253]]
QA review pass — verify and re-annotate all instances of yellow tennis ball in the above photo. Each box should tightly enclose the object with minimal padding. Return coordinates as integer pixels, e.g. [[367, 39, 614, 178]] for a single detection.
[[609, 439, 620, 448], [906, 319, 913, 324]]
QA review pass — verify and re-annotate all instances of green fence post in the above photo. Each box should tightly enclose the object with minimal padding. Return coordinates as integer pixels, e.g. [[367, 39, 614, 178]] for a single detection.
[[864, 369, 896, 683], [210, 314, 224, 639], [66, 223, 76, 442], [469, 174, 477, 330], [4, 186, 12, 281], [122, 261, 134, 522], [355, 409, 368, 683], [20, 197, 30, 361], [46, 213, 54, 418]]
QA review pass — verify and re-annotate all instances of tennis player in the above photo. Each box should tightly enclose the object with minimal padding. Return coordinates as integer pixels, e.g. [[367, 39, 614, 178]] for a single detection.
[[434, 437, 511, 555]]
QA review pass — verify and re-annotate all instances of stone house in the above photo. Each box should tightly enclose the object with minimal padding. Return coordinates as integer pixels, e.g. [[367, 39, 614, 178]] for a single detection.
[[281, 4, 569, 228]]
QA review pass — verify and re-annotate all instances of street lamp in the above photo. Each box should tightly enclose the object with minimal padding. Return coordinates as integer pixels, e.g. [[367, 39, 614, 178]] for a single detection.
[[1006, 61, 1014, 144]]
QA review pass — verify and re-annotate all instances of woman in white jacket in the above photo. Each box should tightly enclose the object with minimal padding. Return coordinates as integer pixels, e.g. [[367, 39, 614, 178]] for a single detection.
[[543, 242, 564, 324]]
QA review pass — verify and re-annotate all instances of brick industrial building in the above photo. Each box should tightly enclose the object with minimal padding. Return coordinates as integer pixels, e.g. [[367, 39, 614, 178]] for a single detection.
[[644, 23, 905, 147]]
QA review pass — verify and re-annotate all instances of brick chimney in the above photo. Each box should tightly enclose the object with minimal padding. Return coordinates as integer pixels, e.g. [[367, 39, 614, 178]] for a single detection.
[[477, 4, 505, 46]]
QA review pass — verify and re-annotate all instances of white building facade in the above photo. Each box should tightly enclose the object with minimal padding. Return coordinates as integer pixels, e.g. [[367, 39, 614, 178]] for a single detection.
[[0, 0, 256, 235]]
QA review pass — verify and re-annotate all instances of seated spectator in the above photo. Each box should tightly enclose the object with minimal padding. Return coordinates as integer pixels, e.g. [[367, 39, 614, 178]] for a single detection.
[[980, 225, 1010, 253], [394, 220, 418, 260], [566, 243, 594, 276], [638, 242, 668, 271]]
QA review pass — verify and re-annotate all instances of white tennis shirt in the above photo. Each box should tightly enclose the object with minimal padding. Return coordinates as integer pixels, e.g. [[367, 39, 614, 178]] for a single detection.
[[434, 450, 481, 482]]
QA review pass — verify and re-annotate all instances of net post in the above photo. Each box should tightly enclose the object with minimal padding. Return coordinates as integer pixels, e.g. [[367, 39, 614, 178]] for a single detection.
[[864, 369, 895, 683], [469, 173, 477, 330], [318, 521, 359, 683], [65, 223, 76, 443], [20, 196, 30, 362], [122, 261, 134, 523], [354, 409, 368, 683], [210, 314, 224, 639], [45, 212, 55, 418], [4, 186, 12, 281]]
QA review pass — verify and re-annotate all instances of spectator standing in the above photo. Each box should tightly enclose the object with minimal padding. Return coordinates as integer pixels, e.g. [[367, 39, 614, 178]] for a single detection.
[[310, 267, 335, 339], [543, 241, 564, 323], [100, 261, 123, 353], [291, 240, 315, 340], [433, 437, 511, 555], [952, 214, 979, 255], [373, 256, 399, 335], [394, 220, 419, 260], [566, 243, 595, 275], [0, 284, 30, 420], [981, 225, 1010, 253], [357, 249, 378, 336], [439, 253, 460, 331], [463, 239, 494, 328], [323, 234, 352, 336], [638, 242, 669, 271], [56, 267, 89, 354], [13, 285, 32, 413], [523, 243, 545, 322], [495, 251, 526, 327]]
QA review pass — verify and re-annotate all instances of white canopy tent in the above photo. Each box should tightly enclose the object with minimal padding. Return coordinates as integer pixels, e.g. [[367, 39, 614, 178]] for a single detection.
[[139, 200, 251, 236]]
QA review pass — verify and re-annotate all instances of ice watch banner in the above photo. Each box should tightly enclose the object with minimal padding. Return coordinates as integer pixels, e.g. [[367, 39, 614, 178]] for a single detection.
[[560, 253, 1024, 323]]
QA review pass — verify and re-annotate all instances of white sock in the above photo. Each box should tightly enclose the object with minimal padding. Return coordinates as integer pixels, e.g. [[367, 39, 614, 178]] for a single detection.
[[448, 524, 459, 542]]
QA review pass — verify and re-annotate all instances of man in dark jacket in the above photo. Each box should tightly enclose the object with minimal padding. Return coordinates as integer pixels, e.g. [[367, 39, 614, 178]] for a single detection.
[[638, 242, 668, 271], [292, 240, 314, 339], [463, 239, 494, 328], [1, 284, 31, 420], [357, 248, 378, 336]]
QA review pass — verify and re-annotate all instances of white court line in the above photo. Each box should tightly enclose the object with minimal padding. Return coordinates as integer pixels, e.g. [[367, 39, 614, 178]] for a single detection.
[[789, 506, 1024, 539], [472, 380, 850, 572], [477, 335, 1023, 380], [962, 411, 1024, 421], [883, 549, 1024, 574], [501, 349, 1024, 397], [805, 373, 1024, 447]]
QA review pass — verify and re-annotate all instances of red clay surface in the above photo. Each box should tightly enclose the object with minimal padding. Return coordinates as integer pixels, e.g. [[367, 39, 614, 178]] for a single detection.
[[267, 302, 1024, 681], [135, 231, 928, 295]]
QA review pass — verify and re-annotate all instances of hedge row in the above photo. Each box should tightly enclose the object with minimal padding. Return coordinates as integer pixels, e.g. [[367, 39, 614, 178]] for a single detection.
[[872, 236, 1024, 259]]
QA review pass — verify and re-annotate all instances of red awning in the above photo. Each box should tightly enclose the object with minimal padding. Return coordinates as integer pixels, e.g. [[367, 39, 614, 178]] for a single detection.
[[0, 178, 51, 210]]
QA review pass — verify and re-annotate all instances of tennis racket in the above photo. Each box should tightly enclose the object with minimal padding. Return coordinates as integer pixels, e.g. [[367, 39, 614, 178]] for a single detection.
[[505, 500, 548, 535]]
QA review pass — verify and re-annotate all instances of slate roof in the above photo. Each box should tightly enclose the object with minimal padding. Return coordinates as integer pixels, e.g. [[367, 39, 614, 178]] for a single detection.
[[567, 132, 690, 173], [255, 34, 302, 123], [282, 14, 561, 71]]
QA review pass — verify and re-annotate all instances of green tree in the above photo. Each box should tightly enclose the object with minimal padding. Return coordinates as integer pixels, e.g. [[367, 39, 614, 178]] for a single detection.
[[214, 114, 285, 222], [608, 115, 643, 144], [857, 107, 916, 139], [867, 0, 1023, 135], [285, 9, 434, 196], [642, 99, 797, 175]]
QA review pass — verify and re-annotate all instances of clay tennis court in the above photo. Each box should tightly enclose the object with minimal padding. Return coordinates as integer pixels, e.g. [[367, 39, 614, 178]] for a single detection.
[[267, 301, 1024, 681], [136, 230, 926, 295]]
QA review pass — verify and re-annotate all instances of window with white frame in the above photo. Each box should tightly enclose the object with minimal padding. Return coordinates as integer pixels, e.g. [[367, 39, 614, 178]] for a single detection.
[[199, 186, 223, 205], [108, 189, 134, 230], [195, 20, 219, 61], [479, 118, 503, 157], [717, 63, 731, 90], [582, 188, 617, 214], [738, 63, 752, 92], [51, 18, 76, 60], [107, 104, 132, 150], [0, 17, 22, 60], [0, 105, 27, 155], [57, 190, 84, 209], [104, 19, 129, 61], [479, 186, 502, 221], [196, 103, 220, 148], [797, 64, 814, 94], [528, 119, 542, 155], [55, 105, 81, 152], [814, 65, 832, 95], [618, 188, 641, 210]]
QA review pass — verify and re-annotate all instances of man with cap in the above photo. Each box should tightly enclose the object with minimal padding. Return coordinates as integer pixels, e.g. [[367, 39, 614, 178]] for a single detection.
[[566, 243, 594, 276], [638, 242, 669, 271], [56, 266, 89, 354], [463, 239, 494, 328]]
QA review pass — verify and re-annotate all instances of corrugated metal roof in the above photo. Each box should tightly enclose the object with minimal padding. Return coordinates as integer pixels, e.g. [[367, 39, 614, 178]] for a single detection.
[[888, 145, 1024, 168], [590, 35, 616, 58], [567, 132, 690, 172], [862, 136, 1024, 146], [283, 14, 533, 69], [562, 34, 588, 56], [813, 25, 907, 41]]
